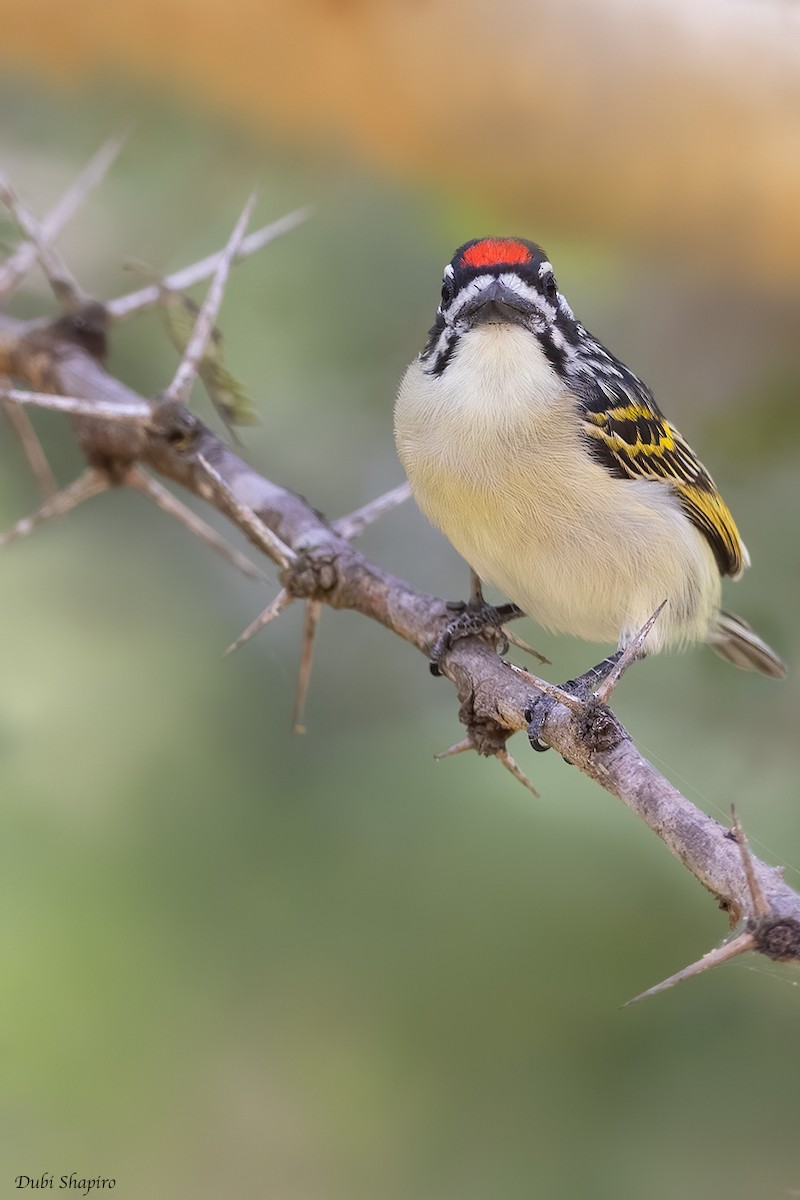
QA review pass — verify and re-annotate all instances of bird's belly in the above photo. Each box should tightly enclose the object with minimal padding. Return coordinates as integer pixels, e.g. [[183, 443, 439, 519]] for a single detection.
[[395, 338, 720, 651], [406, 436, 719, 650]]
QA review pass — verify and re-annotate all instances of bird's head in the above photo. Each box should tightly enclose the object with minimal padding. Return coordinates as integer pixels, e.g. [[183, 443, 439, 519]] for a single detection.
[[420, 237, 579, 376]]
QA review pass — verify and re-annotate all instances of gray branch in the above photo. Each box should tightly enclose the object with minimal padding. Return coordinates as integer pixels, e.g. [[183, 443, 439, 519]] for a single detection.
[[1, 290, 797, 993]]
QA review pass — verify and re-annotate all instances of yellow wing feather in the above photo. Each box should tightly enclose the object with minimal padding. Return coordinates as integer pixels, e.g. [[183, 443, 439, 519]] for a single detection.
[[583, 401, 748, 579]]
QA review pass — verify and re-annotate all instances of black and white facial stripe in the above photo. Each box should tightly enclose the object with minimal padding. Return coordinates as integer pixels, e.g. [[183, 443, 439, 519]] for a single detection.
[[419, 237, 652, 416]]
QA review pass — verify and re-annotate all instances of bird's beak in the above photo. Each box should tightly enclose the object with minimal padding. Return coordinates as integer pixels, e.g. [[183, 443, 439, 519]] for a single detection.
[[461, 279, 533, 328]]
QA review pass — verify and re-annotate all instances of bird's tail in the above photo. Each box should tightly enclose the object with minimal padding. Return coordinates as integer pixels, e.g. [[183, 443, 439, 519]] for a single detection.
[[708, 611, 787, 679]]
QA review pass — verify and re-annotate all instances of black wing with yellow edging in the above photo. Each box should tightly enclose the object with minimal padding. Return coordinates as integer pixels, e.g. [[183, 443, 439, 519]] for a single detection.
[[581, 383, 747, 579]]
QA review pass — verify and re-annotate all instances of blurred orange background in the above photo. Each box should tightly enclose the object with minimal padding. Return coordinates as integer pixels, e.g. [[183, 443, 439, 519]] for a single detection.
[[5, 0, 800, 274]]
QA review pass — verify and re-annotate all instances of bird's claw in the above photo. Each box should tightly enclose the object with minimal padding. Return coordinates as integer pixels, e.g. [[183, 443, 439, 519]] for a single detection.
[[429, 601, 522, 675], [525, 694, 554, 751], [524, 653, 625, 752]]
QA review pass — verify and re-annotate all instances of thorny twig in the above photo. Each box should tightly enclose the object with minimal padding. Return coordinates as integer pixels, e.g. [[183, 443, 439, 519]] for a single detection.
[[0, 146, 797, 999], [0, 129, 128, 305], [0, 172, 86, 310], [595, 601, 667, 704], [0, 467, 109, 549], [0, 386, 151, 422], [333, 482, 411, 540], [2, 396, 58, 499], [292, 600, 322, 734], [126, 466, 265, 582], [107, 207, 311, 322], [196, 455, 295, 570], [163, 192, 257, 407], [224, 588, 294, 657], [625, 809, 781, 1004]]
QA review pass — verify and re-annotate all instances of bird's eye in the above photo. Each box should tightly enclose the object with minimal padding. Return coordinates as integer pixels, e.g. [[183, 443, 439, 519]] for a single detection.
[[440, 263, 457, 305], [544, 275, 558, 303]]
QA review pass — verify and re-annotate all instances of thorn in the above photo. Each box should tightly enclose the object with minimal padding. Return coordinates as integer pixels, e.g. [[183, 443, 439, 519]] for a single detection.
[[502, 627, 550, 666], [506, 662, 586, 716], [0, 385, 151, 423], [594, 600, 666, 704], [107, 206, 311, 323], [196, 454, 295, 570], [2, 396, 58, 499], [224, 588, 293, 656], [163, 191, 258, 407], [0, 467, 107, 548], [126, 466, 265, 582], [292, 600, 322, 734], [434, 737, 475, 760], [434, 737, 540, 796], [469, 569, 485, 607], [495, 748, 540, 797], [624, 931, 756, 1006], [332, 481, 411, 540], [0, 172, 86, 310], [730, 806, 772, 921], [0, 129, 129, 305], [155, 284, 258, 441]]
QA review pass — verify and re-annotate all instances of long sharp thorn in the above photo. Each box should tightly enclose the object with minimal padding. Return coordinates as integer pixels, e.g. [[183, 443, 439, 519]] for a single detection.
[[469, 569, 485, 606], [0, 467, 107, 548], [624, 932, 756, 1007], [496, 748, 540, 797], [333, 482, 412, 540], [0, 173, 85, 310], [730, 806, 771, 920], [163, 191, 257, 407], [108, 206, 310, 323], [434, 737, 475, 761], [0, 385, 151, 422], [196, 454, 295, 569], [506, 662, 586, 716], [2, 397, 58, 498], [292, 600, 322, 734], [595, 600, 667, 704], [0, 129, 129, 304], [127, 467, 265, 582], [502, 627, 550, 666], [224, 589, 293, 657]]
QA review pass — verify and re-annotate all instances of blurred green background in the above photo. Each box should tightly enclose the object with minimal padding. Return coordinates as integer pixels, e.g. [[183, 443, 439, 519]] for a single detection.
[[1, 4, 800, 1196]]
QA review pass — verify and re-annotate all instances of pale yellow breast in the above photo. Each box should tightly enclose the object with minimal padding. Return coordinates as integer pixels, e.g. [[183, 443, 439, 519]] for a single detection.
[[395, 326, 720, 649]]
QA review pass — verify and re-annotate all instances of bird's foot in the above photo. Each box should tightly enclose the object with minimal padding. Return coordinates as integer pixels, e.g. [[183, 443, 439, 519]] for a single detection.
[[524, 603, 666, 750], [429, 600, 523, 676], [524, 651, 625, 751], [525, 600, 662, 748]]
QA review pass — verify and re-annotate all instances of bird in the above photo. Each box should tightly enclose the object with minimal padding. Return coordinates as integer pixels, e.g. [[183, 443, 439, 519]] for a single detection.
[[394, 236, 786, 688]]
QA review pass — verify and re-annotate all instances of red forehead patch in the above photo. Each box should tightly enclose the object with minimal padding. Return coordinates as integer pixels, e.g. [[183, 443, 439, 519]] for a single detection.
[[461, 238, 532, 270]]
